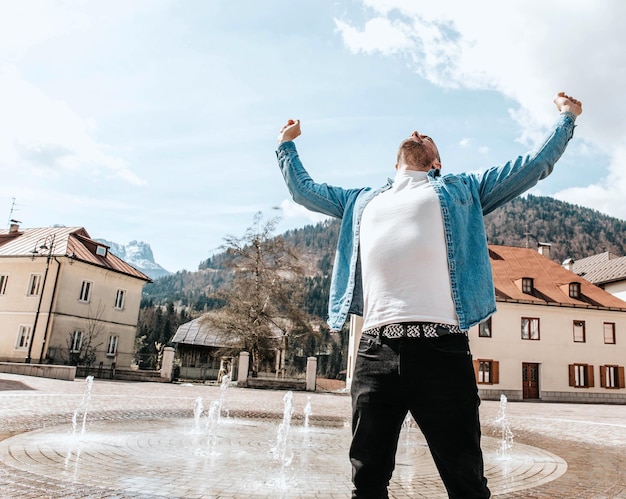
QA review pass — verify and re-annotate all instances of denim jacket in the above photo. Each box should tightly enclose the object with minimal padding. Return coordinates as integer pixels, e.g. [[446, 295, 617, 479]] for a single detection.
[[276, 112, 577, 331]]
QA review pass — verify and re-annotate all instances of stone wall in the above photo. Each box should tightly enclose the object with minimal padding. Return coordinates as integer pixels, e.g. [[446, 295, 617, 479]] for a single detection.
[[479, 388, 626, 404], [0, 362, 76, 381]]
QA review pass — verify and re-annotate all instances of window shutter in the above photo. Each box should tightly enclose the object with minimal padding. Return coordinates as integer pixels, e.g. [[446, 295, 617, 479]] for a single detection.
[[619, 367, 626, 389], [568, 364, 575, 387], [587, 364, 595, 388], [599, 365, 606, 388], [492, 361, 500, 384], [472, 360, 479, 382]]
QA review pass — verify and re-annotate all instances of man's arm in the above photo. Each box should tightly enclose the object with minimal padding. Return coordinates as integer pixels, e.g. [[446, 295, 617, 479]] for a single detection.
[[476, 92, 582, 215], [276, 119, 362, 219]]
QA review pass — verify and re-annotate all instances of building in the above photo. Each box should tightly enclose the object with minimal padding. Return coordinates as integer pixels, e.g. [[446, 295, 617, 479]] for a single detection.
[[471, 245, 626, 403], [172, 314, 287, 381], [347, 244, 626, 404], [0, 224, 151, 368], [566, 251, 626, 302], [172, 316, 239, 381]]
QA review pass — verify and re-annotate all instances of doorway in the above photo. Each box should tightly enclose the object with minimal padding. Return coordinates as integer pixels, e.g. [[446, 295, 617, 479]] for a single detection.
[[522, 362, 540, 399]]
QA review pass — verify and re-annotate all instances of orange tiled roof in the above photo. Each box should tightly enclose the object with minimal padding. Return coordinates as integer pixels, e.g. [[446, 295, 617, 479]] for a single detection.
[[0, 226, 151, 282], [489, 245, 626, 310]]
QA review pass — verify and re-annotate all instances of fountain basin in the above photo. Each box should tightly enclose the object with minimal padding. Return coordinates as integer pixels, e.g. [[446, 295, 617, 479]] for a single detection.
[[0, 416, 566, 498]]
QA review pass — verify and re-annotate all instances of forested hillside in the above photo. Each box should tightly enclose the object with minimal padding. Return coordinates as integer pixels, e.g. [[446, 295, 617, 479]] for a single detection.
[[484, 195, 626, 263], [143, 194, 626, 310]]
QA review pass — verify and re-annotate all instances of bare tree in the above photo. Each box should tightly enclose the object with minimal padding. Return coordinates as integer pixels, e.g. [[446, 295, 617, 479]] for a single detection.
[[64, 302, 105, 366], [202, 212, 317, 377]]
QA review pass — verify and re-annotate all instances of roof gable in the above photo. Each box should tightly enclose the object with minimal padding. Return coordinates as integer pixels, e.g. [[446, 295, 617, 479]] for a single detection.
[[0, 226, 151, 282], [572, 252, 626, 285], [489, 245, 626, 310], [172, 317, 238, 348], [173, 314, 286, 347]]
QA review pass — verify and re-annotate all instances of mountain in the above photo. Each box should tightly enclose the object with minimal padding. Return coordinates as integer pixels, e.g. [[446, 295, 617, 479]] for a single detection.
[[483, 194, 626, 263], [142, 195, 626, 307], [95, 239, 172, 281]]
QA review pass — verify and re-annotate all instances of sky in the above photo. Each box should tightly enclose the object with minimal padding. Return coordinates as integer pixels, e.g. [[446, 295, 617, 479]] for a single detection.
[[2, 0, 625, 273]]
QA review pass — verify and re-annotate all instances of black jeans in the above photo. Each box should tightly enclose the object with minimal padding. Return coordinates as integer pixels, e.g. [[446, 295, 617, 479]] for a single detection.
[[350, 332, 490, 499]]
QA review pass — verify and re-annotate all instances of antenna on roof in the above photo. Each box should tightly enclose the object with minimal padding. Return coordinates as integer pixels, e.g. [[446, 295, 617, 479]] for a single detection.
[[7, 197, 21, 228], [524, 224, 531, 248]]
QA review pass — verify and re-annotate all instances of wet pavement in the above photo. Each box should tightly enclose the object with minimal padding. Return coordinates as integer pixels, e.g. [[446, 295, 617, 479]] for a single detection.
[[0, 373, 624, 498]]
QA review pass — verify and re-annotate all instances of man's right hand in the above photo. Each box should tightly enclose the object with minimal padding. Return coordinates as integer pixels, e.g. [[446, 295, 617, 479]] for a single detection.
[[554, 92, 582, 116], [278, 119, 301, 143]]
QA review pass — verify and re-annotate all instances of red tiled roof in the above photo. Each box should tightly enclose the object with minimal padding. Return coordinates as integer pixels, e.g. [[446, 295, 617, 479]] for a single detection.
[[0, 226, 151, 282], [490, 245, 626, 310]]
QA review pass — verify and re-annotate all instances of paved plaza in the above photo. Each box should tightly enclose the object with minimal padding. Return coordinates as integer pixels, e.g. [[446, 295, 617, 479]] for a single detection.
[[0, 373, 625, 498]]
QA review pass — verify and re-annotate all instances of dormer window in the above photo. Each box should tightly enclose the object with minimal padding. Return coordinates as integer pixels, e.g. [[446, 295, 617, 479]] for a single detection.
[[569, 282, 581, 299], [521, 278, 534, 294], [96, 245, 107, 257]]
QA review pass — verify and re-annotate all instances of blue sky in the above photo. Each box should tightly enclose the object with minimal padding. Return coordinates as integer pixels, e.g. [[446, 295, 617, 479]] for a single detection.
[[2, 1, 625, 272]]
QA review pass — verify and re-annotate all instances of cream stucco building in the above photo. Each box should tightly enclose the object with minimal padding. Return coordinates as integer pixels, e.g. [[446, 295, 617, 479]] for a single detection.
[[347, 245, 626, 404], [0, 225, 150, 369]]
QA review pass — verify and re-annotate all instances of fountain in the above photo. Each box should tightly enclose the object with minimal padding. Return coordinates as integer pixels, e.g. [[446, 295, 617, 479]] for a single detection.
[[494, 394, 514, 459], [71, 375, 94, 437], [270, 390, 294, 467], [401, 412, 413, 448], [0, 379, 569, 497], [303, 395, 312, 428], [218, 372, 230, 418], [64, 375, 94, 475], [192, 396, 203, 433], [204, 399, 222, 455]]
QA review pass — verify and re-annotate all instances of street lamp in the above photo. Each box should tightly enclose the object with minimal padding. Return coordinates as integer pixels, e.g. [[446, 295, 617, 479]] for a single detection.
[[26, 234, 55, 364]]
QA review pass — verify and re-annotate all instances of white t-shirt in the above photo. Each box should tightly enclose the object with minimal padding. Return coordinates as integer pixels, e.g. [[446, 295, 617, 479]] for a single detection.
[[359, 169, 458, 330]]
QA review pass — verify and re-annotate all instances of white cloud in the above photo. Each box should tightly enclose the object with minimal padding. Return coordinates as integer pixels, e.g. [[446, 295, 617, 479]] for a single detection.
[[0, 1, 90, 60], [334, 17, 413, 55], [554, 145, 626, 220], [280, 199, 330, 225], [0, 65, 145, 186], [335, 0, 626, 219]]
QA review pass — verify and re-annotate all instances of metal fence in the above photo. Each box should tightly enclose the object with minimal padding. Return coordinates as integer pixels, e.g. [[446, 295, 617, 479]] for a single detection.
[[76, 362, 116, 379]]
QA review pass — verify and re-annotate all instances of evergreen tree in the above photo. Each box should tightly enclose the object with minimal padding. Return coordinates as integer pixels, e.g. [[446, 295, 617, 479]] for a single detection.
[[135, 301, 187, 369]]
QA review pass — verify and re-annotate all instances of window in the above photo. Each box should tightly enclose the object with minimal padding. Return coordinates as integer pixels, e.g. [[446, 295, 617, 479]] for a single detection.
[[600, 365, 625, 389], [107, 335, 119, 356], [568, 363, 594, 388], [521, 317, 540, 340], [27, 274, 42, 296], [474, 359, 499, 384], [114, 289, 126, 310], [96, 245, 107, 257], [70, 330, 83, 353], [521, 278, 534, 294], [0, 274, 8, 295], [16, 325, 32, 350], [569, 282, 581, 299], [573, 320, 586, 343], [79, 280, 92, 302], [604, 322, 616, 344], [478, 318, 492, 338]]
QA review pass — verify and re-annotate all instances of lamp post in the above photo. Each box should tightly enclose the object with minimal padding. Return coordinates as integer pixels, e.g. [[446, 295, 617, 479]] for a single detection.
[[26, 234, 55, 364]]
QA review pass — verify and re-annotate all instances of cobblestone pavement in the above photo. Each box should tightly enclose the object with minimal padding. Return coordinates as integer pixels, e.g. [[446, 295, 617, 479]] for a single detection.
[[0, 374, 625, 498]]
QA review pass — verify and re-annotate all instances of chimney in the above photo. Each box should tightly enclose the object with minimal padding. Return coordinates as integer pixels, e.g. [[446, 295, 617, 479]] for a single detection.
[[562, 258, 575, 272], [537, 242, 551, 259], [9, 223, 19, 233]]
